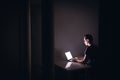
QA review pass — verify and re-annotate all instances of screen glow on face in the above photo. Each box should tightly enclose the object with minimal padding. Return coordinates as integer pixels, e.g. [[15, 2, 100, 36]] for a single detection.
[[84, 37, 89, 46]]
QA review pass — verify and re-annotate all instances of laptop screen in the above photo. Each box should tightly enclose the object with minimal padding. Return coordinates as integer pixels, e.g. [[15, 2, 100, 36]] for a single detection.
[[65, 51, 73, 60]]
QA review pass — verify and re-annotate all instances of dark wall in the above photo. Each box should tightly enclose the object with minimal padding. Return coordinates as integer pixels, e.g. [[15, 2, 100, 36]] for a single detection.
[[98, 0, 115, 80], [54, 0, 99, 61], [31, 2, 42, 80], [0, 0, 53, 80], [31, 2, 42, 67], [0, 0, 28, 80], [31, 0, 54, 80]]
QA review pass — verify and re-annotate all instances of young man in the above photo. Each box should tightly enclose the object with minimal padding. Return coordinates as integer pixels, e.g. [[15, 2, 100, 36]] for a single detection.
[[73, 34, 98, 66]]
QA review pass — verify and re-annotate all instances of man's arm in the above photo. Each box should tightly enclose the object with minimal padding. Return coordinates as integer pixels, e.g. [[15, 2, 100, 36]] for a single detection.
[[82, 54, 86, 61], [74, 54, 86, 62]]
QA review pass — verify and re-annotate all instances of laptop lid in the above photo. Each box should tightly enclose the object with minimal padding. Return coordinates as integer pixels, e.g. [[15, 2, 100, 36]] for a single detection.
[[65, 51, 73, 60]]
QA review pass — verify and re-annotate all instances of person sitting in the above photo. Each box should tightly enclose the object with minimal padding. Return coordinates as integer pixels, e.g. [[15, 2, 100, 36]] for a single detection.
[[73, 34, 98, 66]]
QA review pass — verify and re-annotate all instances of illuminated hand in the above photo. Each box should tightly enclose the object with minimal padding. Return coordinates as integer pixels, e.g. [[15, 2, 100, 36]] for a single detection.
[[74, 57, 83, 62]]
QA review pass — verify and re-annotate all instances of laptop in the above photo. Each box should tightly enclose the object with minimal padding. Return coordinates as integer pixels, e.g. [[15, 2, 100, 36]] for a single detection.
[[65, 51, 74, 61], [65, 62, 72, 69]]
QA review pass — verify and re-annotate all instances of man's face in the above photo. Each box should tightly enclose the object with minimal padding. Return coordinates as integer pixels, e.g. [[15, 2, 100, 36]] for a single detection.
[[84, 37, 88, 46]]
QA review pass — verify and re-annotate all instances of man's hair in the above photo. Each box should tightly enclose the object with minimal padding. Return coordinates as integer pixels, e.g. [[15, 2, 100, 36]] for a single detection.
[[84, 34, 93, 43]]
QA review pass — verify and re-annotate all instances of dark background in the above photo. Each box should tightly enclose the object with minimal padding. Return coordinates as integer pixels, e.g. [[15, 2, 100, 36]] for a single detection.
[[0, 0, 116, 80]]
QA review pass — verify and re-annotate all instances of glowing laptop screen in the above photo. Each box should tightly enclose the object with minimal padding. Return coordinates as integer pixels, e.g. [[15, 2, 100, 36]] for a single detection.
[[65, 51, 73, 60]]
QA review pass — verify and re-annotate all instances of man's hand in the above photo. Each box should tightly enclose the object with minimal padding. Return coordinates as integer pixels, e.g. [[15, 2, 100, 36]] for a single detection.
[[73, 57, 83, 62]]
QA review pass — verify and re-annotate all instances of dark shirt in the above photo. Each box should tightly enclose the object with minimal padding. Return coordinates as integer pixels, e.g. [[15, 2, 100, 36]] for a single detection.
[[83, 44, 98, 66]]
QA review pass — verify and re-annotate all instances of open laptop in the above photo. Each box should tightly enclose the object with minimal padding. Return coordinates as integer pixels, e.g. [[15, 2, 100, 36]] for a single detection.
[[65, 51, 74, 61]]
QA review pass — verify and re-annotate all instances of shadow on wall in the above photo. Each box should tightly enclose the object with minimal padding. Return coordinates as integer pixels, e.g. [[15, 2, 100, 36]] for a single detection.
[[55, 49, 67, 61]]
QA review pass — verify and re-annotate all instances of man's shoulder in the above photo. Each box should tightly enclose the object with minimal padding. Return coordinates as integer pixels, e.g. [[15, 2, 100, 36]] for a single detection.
[[92, 44, 98, 48]]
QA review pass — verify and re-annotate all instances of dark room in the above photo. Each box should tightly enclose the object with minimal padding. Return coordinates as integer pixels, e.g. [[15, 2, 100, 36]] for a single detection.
[[0, 0, 114, 80]]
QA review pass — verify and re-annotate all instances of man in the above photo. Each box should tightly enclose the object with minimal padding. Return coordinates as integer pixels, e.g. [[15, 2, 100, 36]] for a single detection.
[[73, 34, 98, 66]]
